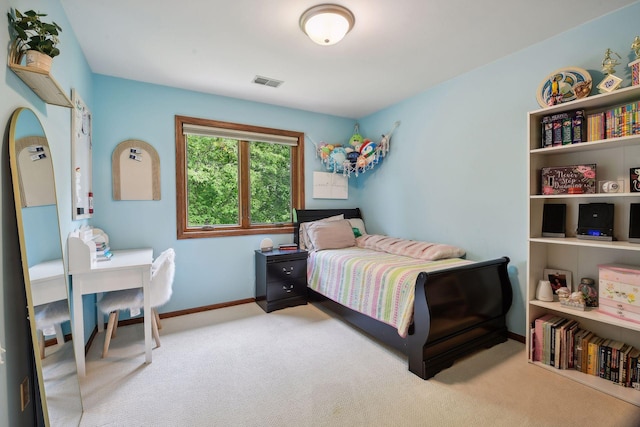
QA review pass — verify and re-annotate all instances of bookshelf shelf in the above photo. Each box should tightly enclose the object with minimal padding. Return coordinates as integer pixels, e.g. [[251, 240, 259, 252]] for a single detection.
[[531, 362, 640, 406], [527, 86, 640, 406], [530, 300, 640, 332]]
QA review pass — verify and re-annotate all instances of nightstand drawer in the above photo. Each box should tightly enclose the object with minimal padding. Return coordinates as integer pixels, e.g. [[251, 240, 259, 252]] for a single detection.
[[267, 276, 307, 301], [266, 259, 306, 282], [255, 249, 308, 313]]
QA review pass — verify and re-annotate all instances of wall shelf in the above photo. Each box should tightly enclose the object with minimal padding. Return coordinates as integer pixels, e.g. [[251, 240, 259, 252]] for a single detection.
[[8, 63, 72, 108]]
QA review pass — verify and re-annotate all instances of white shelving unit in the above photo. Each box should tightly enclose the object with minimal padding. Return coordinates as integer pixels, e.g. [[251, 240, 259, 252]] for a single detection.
[[527, 85, 640, 406]]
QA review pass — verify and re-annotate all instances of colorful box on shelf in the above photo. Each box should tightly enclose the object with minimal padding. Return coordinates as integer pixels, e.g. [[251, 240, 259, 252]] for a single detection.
[[599, 302, 640, 324], [598, 264, 640, 322], [541, 164, 596, 195], [599, 264, 640, 287]]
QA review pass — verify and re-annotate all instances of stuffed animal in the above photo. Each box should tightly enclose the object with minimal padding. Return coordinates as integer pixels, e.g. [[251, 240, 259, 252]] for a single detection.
[[360, 140, 376, 158], [329, 147, 347, 172]]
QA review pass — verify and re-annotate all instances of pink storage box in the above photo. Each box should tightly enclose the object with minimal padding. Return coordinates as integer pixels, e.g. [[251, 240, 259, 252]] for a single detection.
[[598, 294, 640, 314], [599, 303, 640, 324], [599, 264, 640, 287], [599, 279, 640, 308]]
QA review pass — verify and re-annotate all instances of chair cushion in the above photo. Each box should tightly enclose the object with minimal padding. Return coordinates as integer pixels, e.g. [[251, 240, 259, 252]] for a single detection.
[[34, 300, 70, 329], [97, 288, 143, 314]]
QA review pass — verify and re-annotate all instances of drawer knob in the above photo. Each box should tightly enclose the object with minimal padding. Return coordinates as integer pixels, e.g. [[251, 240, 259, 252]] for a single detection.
[[283, 284, 294, 292]]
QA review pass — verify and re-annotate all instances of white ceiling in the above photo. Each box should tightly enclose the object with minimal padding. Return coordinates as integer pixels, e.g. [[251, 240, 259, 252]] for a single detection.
[[60, 0, 638, 119]]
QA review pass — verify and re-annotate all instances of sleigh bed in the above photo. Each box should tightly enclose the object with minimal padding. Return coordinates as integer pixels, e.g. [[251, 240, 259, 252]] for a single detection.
[[294, 208, 513, 380]]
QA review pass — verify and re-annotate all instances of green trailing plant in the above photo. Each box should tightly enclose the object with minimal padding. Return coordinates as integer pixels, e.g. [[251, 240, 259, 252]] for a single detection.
[[7, 9, 62, 58]]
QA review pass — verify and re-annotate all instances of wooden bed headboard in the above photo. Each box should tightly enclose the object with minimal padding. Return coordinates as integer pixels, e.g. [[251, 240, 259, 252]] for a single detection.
[[293, 208, 362, 245]]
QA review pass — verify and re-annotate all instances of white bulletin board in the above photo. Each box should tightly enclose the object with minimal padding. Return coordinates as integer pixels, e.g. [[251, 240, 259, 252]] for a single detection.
[[71, 89, 93, 219], [313, 171, 348, 199]]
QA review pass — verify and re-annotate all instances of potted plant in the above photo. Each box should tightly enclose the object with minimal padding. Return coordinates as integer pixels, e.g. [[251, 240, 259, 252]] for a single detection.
[[7, 9, 62, 72]]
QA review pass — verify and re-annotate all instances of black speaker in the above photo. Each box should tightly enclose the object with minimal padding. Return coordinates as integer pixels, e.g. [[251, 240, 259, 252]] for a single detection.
[[630, 203, 640, 243], [577, 203, 614, 241], [542, 204, 566, 237]]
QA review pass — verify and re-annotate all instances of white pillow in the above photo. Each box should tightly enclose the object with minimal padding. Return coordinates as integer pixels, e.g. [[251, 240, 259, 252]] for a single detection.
[[348, 218, 367, 236], [305, 219, 356, 251], [299, 214, 344, 250]]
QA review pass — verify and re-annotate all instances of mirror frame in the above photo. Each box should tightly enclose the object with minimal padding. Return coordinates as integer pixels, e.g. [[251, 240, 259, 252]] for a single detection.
[[9, 107, 82, 426]]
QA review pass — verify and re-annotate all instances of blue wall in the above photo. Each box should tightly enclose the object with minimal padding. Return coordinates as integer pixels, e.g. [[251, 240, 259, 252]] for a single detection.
[[358, 3, 640, 334], [91, 76, 356, 313]]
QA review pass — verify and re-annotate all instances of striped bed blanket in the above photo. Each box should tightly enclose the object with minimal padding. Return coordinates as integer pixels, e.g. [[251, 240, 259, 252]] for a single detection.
[[307, 247, 473, 337]]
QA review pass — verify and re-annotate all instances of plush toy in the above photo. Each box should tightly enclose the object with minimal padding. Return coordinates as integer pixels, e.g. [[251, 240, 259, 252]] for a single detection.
[[329, 147, 347, 172], [319, 144, 331, 159], [356, 155, 367, 169], [349, 133, 363, 147], [360, 141, 376, 158], [346, 151, 359, 164]]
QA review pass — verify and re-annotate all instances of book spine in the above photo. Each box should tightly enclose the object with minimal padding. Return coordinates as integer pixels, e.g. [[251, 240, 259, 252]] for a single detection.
[[572, 110, 585, 144], [562, 116, 572, 145]]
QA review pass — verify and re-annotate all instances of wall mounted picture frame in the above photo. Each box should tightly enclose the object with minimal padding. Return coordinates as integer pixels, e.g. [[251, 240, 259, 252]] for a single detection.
[[544, 268, 572, 293], [71, 89, 93, 219]]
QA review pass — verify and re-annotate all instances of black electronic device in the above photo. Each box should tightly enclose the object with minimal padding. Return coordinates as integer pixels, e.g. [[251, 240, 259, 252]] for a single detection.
[[541, 204, 566, 237], [577, 203, 614, 241], [630, 203, 640, 243]]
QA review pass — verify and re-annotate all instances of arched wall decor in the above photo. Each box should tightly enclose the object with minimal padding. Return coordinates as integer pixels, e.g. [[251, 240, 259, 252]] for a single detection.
[[112, 139, 161, 200], [15, 135, 56, 207]]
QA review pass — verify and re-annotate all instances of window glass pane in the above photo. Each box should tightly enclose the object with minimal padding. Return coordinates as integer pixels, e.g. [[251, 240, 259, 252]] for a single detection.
[[249, 141, 292, 224], [186, 135, 239, 226]]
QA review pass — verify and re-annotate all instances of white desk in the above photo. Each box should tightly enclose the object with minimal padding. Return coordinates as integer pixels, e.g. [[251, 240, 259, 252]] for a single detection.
[[70, 248, 152, 376], [29, 259, 67, 307]]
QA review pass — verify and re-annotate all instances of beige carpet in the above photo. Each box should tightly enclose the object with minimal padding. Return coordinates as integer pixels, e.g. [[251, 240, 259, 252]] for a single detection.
[[76, 303, 640, 426]]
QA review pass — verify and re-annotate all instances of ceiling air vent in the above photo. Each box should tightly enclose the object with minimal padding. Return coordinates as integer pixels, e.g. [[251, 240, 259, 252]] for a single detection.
[[252, 75, 283, 88]]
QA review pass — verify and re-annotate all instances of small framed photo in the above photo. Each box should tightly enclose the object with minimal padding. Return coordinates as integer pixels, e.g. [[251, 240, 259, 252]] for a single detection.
[[597, 74, 623, 93], [544, 268, 572, 293]]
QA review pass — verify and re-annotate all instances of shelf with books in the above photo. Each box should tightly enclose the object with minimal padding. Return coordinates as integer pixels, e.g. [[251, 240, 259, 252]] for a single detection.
[[530, 134, 640, 155], [527, 84, 640, 406]]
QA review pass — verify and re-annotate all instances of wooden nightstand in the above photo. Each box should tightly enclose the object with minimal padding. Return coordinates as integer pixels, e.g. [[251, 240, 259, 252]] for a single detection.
[[255, 249, 308, 313]]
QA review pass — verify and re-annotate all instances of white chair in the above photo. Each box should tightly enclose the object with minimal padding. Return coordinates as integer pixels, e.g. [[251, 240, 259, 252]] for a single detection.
[[34, 299, 70, 359], [97, 248, 175, 358]]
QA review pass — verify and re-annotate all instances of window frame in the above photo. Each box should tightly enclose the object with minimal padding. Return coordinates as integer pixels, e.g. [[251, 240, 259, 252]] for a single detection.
[[175, 115, 305, 239]]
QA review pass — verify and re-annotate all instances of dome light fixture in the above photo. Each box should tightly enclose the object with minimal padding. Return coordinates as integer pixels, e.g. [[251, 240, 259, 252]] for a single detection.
[[299, 4, 355, 46]]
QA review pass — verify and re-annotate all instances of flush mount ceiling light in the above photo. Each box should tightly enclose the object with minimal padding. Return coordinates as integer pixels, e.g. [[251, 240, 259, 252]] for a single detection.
[[299, 4, 355, 46]]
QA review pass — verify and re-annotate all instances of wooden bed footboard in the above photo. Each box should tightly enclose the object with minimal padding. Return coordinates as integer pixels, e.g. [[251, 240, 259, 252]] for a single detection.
[[407, 256, 513, 379], [308, 256, 512, 380]]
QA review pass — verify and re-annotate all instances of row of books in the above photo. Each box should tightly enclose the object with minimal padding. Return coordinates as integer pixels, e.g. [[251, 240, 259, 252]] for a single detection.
[[278, 243, 298, 251], [540, 110, 586, 148], [530, 314, 640, 389], [94, 240, 112, 261], [540, 100, 640, 147], [586, 101, 640, 142]]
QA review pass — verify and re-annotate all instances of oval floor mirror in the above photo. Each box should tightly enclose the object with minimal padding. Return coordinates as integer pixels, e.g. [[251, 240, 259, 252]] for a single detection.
[[9, 108, 83, 426]]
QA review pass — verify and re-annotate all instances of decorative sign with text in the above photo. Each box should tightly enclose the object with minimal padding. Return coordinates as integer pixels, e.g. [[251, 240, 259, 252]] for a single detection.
[[541, 164, 596, 195]]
